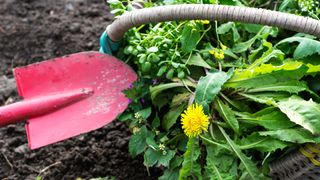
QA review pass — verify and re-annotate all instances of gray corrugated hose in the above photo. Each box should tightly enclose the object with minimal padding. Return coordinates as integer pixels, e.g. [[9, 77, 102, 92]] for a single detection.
[[106, 4, 320, 41]]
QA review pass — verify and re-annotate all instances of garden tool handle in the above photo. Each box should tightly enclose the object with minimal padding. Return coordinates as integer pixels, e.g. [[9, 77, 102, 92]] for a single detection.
[[106, 4, 320, 42], [0, 88, 93, 127]]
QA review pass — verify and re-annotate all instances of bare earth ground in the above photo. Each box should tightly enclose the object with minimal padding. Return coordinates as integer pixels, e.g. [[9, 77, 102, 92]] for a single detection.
[[0, 0, 159, 179]]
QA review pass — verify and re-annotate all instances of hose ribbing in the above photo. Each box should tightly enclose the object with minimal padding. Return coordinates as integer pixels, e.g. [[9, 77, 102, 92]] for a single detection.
[[106, 4, 320, 41]]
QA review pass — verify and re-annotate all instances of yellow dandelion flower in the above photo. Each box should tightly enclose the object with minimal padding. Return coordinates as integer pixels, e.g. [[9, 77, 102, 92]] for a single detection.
[[209, 48, 225, 60], [195, 20, 210, 24], [214, 51, 225, 60], [181, 104, 210, 138], [209, 49, 216, 55], [220, 43, 227, 50]]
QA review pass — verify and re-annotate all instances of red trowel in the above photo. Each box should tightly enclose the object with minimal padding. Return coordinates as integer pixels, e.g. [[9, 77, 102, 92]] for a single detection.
[[0, 51, 137, 149]]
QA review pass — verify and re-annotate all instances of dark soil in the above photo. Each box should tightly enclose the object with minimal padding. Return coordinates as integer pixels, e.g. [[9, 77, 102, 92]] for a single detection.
[[0, 0, 160, 179]]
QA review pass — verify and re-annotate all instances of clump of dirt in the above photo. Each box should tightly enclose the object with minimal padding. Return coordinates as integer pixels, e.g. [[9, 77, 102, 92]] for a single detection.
[[0, 0, 160, 179]]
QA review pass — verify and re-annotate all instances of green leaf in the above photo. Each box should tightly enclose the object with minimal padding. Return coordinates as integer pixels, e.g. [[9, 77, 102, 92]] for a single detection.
[[220, 93, 252, 112], [247, 41, 284, 69], [243, 24, 263, 33], [214, 97, 239, 133], [144, 148, 175, 167], [171, 93, 191, 107], [217, 22, 234, 34], [179, 138, 202, 180], [186, 53, 212, 69], [158, 150, 176, 167], [144, 148, 159, 167], [276, 36, 320, 59], [238, 133, 291, 152], [232, 35, 258, 53], [232, 26, 275, 53], [147, 46, 158, 53], [152, 115, 160, 128], [246, 81, 309, 94], [217, 22, 240, 42], [159, 168, 180, 180], [150, 83, 184, 101], [277, 96, 320, 134], [204, 142, 237, 180], [279, 0, 297, 12], [129, 126, 155, 157], [258, 128, 320, 143], [219, 126, 264, 180], [181, 24, 201, 53], [162, 103, 187, 131], [195, 70, 232, 105], [239, 93, 277, 106], [225, 63, 308, 89], [237, 107, 295, 130], [138, 107, 151, 119]]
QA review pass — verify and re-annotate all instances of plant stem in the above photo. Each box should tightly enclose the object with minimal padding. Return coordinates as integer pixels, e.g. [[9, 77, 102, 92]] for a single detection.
[[200, 135, 231, 151]]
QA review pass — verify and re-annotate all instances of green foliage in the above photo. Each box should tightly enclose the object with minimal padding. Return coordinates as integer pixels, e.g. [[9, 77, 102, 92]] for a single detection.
[[178, 138, 202, 180], [277, 96, 320, 134], [109, 0, 320, 179], [195, 70, 232, 111], [276, 36, 320, 60]]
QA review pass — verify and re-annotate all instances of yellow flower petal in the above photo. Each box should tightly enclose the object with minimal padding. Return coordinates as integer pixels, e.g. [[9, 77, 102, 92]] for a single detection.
[[181, 104, 210, 138]]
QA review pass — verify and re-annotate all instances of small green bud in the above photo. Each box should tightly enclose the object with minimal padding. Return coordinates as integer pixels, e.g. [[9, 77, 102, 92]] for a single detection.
[[166, 69, 174, 79], [141, 62, 152, 72]]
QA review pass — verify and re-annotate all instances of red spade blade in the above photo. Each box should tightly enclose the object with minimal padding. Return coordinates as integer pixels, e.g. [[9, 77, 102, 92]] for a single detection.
[[13, 51, 137, 149]]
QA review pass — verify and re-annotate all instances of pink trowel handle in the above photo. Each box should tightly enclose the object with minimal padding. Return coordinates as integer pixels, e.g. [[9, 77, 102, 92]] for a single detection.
[[0, 88, 93, 127]]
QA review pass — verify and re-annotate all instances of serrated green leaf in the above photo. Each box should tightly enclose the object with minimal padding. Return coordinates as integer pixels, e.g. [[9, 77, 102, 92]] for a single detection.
[[220, 93, 252, 112], [276, 36, 320, 59], [258, 128, 320, 143], [195, 71, 231, 105], [181, 24, 201, 53], [232, 26, 272, 53], [159, 168, 180, 180], [238, 133, 291, 152], [162, 103, 186, 131], [187, 53, 212, 69], [150, 83, 184, 101], [214, 97, 239, 133], [219, 126, 264, 180], [158, 150, 176, 167], [144, 148, 160, 167], [129, 126, 155, 157], [247, 41, 284, 69], [225, 63, 308, 89], [179, 138, 202, 180], [204, 142, 237, 180], [237, 107, 295, 130], [239, 93, 277, 106], [277, 96, 320, 134], [171, 93, 191, 107], [246, 81, 308, 94]]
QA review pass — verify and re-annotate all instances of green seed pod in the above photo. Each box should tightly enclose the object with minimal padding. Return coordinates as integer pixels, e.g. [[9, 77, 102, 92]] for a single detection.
[[178, 71, 185, 79], [124, 46, 134, 55], [157, 66, 167, 77], [132, 49, 139, 56], [166, 69, 174, 79], [138, 54, 147, 64], [141, 62, 152, 72], [137, 45, 144, 52], [147, 53, 160, 63]]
